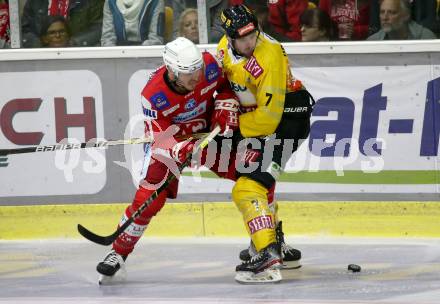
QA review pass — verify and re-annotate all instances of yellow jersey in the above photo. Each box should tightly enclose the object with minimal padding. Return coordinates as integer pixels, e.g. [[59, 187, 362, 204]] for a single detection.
[[217, 32, 302, 138]]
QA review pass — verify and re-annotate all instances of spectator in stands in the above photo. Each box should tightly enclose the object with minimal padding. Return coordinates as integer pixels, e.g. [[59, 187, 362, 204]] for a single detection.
[[169, 0, 228, 43], [21, 0, 104, 48], [300, 8, 337, 41], [40, 15, 71, 47], [168, 0, 196, 38], [248, 1, 294, 42], [101, 0, 164, 46], [267, 0, 310, 41], [0, 0, 9, 48], [319, 0, 372, 40], [210, 0, 287, 43], [179, 0, 291, 43], [178, 8, 198, 43], [367, 0, 436, 40], [369, 0, 439, 36]]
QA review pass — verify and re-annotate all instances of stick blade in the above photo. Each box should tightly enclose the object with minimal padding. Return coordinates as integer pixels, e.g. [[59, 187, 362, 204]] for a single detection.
[[77, 224, 114, 246]]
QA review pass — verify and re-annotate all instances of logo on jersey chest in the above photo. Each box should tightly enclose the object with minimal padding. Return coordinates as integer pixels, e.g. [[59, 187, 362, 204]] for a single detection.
[[150, 92, 170, 110], [185, 98, 196, 111], [244, 56, 263, 79], [173, 101, 207, 123]]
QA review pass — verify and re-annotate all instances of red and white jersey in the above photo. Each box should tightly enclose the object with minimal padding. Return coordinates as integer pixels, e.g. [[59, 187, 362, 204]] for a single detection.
[[140, 52, 235, 137]]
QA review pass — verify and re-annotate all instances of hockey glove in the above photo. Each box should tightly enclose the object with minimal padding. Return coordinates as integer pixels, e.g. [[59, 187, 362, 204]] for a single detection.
[[170, 138, 196, 164], [211, 98, 240, 135]]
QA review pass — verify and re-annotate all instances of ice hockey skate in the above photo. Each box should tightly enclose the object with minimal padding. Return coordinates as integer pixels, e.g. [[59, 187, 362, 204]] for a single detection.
[[275, 221, 302, 269], [235, 243, 282, 284], [239, 221, 302, 269], [96, 250, 127, 285]]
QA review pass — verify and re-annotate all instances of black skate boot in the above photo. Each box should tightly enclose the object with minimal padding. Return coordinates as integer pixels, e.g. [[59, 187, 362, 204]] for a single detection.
[[96, 250, 127, 284], [276, 221, 301, 269], [235, 242, 282, 284], [239, 221, 302, 269], [238, 241, 257, 261]]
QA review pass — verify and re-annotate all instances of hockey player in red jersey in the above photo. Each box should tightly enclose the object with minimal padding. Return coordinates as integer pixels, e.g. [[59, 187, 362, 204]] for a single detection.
[[95, 37, 243, 284]]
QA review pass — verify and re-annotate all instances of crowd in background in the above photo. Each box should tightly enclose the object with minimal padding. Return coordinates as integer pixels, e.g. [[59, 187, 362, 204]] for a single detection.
[[0, 0, 9, 48], [0, 0, 439, 49]]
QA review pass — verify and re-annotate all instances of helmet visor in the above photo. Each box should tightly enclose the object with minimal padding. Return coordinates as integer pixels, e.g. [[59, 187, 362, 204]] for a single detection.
[[179, 60, 204, 75]]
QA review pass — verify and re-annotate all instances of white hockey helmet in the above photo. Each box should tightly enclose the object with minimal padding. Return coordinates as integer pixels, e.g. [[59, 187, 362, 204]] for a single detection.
[[163, 37, 204, 77]]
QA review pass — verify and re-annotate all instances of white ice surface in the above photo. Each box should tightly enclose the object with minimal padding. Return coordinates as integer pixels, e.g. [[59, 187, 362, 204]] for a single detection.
[[1, 237, 440, 304]]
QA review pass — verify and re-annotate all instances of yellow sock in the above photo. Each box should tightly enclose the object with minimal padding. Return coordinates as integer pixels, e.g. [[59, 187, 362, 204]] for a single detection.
[[232, 177, 276, 252]]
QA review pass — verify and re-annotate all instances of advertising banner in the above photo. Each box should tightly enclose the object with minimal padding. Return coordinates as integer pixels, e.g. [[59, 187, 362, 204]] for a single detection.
[[0, 56, 438, 201], [0, 70, 106, 196]]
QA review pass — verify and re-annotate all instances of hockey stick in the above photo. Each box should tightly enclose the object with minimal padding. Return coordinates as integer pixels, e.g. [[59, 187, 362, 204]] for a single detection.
[[77, 125, 221, 246], [0, 132, 210, 156], [0, 138, 153, 156]]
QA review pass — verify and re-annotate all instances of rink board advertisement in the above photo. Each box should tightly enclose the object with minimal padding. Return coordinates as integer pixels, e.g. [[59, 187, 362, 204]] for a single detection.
[[0, 70, 106, 196], [0, 51, 439, 204]]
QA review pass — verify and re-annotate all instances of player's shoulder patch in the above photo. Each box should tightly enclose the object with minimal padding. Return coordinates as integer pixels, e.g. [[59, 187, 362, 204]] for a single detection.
[[205, 62, 220, 83], [244, 56, 264, 79]]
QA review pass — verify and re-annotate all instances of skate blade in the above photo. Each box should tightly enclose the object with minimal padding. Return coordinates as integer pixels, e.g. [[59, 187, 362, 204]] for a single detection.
[[282, 260, 301, 270], [98, 268, 127, 285], [235, 268, 282, 284]]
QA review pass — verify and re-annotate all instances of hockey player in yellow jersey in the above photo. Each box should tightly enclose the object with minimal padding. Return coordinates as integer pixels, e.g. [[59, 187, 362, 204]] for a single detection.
[[217, 4, 315, 284]]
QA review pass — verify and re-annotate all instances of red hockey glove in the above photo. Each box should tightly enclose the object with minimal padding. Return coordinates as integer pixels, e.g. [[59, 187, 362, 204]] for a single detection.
[[170, 138, 196, 164], [211, 98, 240, 135]]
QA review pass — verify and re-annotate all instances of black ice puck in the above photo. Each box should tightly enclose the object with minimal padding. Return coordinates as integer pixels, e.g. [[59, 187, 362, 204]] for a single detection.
[[348, 264, 361, 272]]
